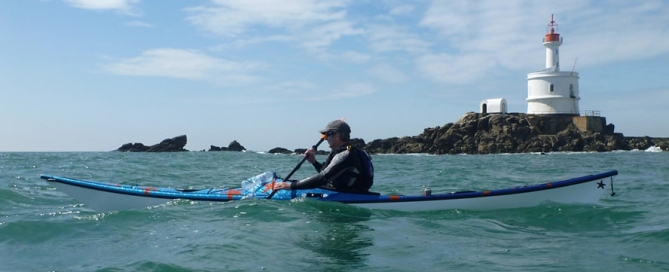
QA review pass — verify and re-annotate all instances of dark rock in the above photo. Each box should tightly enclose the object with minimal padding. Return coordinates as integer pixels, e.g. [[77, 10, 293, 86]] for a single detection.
[[208, 145, 223, 151], [228, 140, 246, 152], [117, 143, 149, 152], [269, 147, 292, 154], [146, 135, 188, 152], [629, 136, 653, 150], [209, 141, 246, 152], [116, 135, 188, 152], [294, 148, 329, 155], [350, 138, 367, 150]]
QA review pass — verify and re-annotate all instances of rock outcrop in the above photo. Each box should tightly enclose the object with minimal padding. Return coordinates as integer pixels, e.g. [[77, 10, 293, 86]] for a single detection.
[[208, 140, 246, 152], [117, 135, 188, 152], [362, 112, 669, 154], [269, 147, 292, 154]]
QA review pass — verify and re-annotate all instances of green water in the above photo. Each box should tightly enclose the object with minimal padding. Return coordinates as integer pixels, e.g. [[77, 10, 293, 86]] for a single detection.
[[1, 151, 668, 271]]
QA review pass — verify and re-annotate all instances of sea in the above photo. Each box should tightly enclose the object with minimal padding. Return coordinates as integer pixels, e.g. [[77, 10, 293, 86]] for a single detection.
[[1, 150, 668, 272]]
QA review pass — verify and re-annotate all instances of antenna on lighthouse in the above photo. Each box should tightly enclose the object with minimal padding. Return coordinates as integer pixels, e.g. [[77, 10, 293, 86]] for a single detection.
[[545, 14, 559, 40], [549, 14, 557, 33]]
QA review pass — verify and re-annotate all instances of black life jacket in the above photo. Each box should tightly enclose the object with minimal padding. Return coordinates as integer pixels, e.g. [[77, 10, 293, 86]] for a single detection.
[[330, 147, 374, 192], [357, 149, 374, 189]]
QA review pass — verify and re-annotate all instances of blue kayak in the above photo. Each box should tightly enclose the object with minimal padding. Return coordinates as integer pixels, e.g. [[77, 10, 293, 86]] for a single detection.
[[41, 170, 618, 212]]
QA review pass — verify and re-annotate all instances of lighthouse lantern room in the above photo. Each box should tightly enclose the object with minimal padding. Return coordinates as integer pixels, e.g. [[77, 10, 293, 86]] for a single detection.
[[526, 15, 580, 115]]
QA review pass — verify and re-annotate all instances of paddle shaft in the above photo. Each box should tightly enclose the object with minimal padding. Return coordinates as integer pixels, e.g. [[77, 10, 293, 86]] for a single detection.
[[267, 137, 325, 199]]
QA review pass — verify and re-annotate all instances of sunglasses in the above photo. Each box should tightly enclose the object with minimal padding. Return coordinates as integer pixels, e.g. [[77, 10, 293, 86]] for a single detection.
[[322, 130, 338, 137]]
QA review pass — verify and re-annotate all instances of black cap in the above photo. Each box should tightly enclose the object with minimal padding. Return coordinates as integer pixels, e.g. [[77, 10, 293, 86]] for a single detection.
[[319, 120, 351, 134]]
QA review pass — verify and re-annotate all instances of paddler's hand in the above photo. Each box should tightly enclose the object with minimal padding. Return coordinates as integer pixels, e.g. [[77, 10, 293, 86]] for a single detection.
[[303, 148, 316, 163], [273, 182, 292, 190]]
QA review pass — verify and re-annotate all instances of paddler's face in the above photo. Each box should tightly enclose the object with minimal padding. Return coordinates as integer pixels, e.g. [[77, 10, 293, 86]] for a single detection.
[[323, 130, 342, 149]]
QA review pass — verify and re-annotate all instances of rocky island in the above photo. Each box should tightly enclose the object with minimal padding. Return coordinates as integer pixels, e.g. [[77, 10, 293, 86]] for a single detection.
[[115, 113, 668, 154], [117, 135, 188, 152], [362, 112, 668, 154], [115, 136, 247, 152]]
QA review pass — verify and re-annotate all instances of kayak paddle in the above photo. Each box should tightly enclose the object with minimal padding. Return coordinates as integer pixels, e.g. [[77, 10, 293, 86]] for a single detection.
[[267, 135, 326, 199]]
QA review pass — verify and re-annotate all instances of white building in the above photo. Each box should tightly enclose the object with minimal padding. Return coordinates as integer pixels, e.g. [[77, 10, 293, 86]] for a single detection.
[[526, 15, 580, 115], [480, 98, 508, 114]]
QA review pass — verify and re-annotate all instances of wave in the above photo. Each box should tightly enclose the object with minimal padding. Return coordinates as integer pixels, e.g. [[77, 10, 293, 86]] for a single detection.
[[644, 146, 663, 152]]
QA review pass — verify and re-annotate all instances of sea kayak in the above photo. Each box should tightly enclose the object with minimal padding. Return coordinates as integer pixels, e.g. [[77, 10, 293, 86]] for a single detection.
[[40, 170, 618, 213]]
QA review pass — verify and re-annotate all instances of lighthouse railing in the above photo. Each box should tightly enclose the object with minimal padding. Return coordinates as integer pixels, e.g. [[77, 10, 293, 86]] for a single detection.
[[582, 110, 601, 117]]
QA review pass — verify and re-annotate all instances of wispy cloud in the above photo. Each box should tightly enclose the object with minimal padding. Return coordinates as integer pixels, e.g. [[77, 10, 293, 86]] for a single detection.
[[220, 35, 293, 50], [63, 0, 141, 15], [270, 80, 318, 96], [185, 0, 361, 52], [185, 0, 348, 35], [104, 48, 266, 85], [300, 20, 363, 52], [124, 20, 153, 28]]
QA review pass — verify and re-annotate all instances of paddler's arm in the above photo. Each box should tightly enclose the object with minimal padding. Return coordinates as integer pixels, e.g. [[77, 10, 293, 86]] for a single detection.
[[272, 148, 323, 191], [274, 151, 348, 191], [305, 148, 323, 172], [272, 172, 325, 191]]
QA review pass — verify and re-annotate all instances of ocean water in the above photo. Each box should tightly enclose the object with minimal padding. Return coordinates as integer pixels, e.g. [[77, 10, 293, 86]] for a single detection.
[[1, 150, 668, 272]]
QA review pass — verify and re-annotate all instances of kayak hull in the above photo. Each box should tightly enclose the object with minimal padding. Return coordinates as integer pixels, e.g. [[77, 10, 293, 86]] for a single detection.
[[41, 170, 618, 212], [49, 181, 172, 212], [349, 179, 606, 211]]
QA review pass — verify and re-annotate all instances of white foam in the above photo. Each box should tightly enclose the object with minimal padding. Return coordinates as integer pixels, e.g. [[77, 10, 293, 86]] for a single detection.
[[645, 146, 663, 152]]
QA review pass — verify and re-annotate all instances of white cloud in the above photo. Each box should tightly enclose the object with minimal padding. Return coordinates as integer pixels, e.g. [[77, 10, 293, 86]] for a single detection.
[[185, 0, 349, 36], [301, 20, 364, 51], [64, 0, 140, 14], [185, 0, 362, 52], [104, 48, 266, 84]]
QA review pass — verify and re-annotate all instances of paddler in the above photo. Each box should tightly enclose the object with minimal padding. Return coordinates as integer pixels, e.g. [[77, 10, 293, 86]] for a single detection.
[[273, 120, 374, 193]]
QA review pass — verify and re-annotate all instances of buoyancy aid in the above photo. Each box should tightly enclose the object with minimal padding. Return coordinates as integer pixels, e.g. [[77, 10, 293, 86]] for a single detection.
[[328, 145, 374, 192]]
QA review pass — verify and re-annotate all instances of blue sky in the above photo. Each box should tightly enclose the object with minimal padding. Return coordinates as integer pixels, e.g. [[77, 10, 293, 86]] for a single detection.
[[2, 0, 668, 152]]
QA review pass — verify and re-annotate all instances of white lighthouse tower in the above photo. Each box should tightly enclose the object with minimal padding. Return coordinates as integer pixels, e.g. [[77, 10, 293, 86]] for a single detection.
[[526, 15, 580, 115]]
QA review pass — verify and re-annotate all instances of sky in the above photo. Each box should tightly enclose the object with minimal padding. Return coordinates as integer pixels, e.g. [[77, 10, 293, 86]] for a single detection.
[[1, 0, 668, 152]]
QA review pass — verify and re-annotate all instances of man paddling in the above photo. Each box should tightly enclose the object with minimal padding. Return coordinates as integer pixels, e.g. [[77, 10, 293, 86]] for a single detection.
[[273, 120, 374, 193]]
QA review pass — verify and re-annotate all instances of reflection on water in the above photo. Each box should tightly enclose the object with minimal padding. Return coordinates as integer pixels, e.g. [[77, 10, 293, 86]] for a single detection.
[[291, 201, 374, 269]]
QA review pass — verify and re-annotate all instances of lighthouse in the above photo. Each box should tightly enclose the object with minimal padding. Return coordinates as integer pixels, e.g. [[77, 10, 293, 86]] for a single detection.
[[526, 15, 580, 115]]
